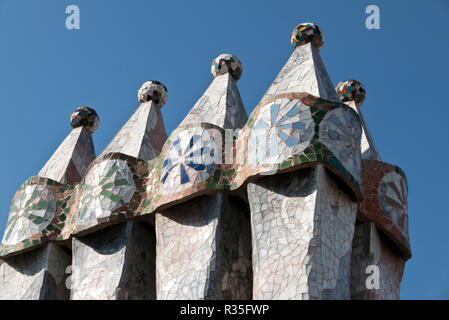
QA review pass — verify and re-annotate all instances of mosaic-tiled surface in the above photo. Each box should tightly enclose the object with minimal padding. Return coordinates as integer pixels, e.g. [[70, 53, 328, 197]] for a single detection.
[[251, 97, 315, 165], [0, 107, 97, 299], [39, 126, 96, 185], [144, 55, 248, 209], [248, 166, 357, 299], [69, 153, 149, 235], [352, 107, 380, 161], [137, 80, 168, 106], [379, 172, 409, 233], [242, 93, 363, 192], [159, 126, 221, 195], [178, 72, 248, 130], [335, 80, 380, 161], [336, 80, 366, 107], [70, 107, 100, 133], [0, 243, 70, 300], [359, 159, 410, 258], [0, 177, 74, 256], [319, 106, 362, 181], [244, 30, 360, 300], [131, 92, 362, 220], [2, 181, 57, 246], [1, 106, 97, 254], [69, 81, 167, 300], [156, 194, 251, 299], [71, 222, 155, 300], [100, 101, 167, 161], [263, 42, 338, 101], [350, 222, 405, 299], [77, 158, 136, 231], [155, 56, 251, 300], [291, 22, 324, 50], [211, 54, 243, 81], [0, 21, 410, 301], [1, 52, 364, 258]]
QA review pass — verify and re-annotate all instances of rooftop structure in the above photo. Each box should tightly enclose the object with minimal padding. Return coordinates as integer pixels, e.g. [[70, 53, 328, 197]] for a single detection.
[[0, 22, 410, 300]]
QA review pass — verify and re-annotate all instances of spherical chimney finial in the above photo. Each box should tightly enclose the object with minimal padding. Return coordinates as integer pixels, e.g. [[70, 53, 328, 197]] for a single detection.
[[291, 22, 324, 50], [138, 80, 168, 107], [70, 106, 99, 133], [211, 54, 243, 81], [336, 80, 366, 107]]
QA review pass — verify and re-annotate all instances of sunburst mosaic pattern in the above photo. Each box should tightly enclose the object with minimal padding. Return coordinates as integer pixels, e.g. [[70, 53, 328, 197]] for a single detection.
[[251, 98, 314, 166], [320, 107, 362, 181], [379, 172, 409, 238], [161, 128, 219, 194], [359, 160, 411, 258]]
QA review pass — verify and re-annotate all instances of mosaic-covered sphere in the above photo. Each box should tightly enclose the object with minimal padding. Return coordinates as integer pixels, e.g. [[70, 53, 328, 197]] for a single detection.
[[70, 106, 99, 133], [336, 80, 366, 107], [138, 80, 168, 106], [211, 54, 243, 81], [291, 22, 324, 50]]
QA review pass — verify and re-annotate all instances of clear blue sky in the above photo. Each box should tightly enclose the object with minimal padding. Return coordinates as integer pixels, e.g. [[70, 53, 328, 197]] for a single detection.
[[0, 0, 448, 299]]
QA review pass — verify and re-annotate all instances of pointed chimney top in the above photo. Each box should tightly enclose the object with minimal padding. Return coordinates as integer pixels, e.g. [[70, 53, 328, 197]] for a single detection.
[[101, 81, 168, 160], [336, 80, 366, 107], [291, 22, 324, 50], [70, 106, 99, 133], [336, 79, 380, 160], [138, 80, 168, 107], [211, 54, 243, 81], [38, 107, 97, 184], [261, 23, 337, 100]]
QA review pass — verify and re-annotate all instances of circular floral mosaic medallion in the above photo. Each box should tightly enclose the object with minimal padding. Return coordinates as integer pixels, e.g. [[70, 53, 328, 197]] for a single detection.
[[319, 107, 362, 181], [2, 183, 56, 246], [379, 171, 409, 237], [78, 159, 136, 226], [161, 128, 219, 193], [250, 98, 315, 166]]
